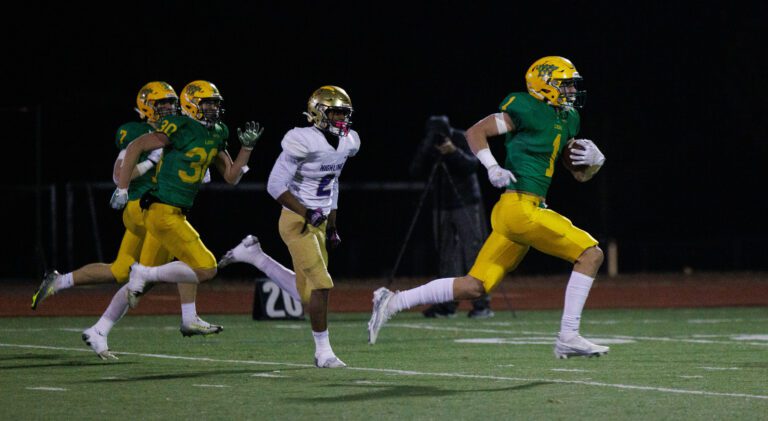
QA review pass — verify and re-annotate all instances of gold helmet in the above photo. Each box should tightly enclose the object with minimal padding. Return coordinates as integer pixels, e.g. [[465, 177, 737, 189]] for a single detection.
[[180, 80, 224, 127], [525, 56, 586, 109], [136, 81, 178, 122], [304, 85, 353, 136]]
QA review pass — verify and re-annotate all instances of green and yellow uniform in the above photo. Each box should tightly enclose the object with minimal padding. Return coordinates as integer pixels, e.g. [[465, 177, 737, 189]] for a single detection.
[[143, 115, 228, 270], [468, 93, 598, 292], [111, 122, 172, 282]]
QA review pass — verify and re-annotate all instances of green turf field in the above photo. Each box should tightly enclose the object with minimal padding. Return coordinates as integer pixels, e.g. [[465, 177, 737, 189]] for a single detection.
[[1, 308, 767, 420]]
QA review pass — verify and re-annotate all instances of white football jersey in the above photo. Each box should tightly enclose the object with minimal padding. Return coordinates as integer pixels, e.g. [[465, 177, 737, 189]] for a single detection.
[[271, 126, 360, 213]]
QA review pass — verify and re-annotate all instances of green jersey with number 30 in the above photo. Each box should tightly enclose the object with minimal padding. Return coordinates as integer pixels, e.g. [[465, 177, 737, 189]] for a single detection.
[[115, 121, 156, 201], [151, 115, 228, 208], [498, 92, 580, 198]]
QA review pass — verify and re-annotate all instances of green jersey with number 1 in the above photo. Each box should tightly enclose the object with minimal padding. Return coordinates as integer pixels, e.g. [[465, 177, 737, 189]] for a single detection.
[[152, 115, 228, 208], [115, 121, 156, 201], [498, 92, 580, 198]]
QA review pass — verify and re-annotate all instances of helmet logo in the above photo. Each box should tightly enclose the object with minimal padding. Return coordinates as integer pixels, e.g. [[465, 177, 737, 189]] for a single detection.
[[535, 63, 559, 80], [186, 84, 203, 96]]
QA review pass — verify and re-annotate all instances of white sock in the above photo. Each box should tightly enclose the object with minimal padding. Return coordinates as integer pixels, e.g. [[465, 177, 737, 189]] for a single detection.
[[390, 277, 454, 312], [252, 255, 300, 302], [54, 272, 74, 292], [142, 261, 199, 284], [93, 284, 130, 335], [312, 330, 333, 356], [560, 271, 594, 340], [181, 302, 197, 325]]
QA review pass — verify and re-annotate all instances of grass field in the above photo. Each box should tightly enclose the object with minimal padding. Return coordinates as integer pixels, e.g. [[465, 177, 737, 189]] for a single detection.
[[1, 307, 767, 420]]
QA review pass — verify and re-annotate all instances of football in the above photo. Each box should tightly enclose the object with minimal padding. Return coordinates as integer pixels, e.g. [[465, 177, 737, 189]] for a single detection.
[[562, 139, 588, 172]]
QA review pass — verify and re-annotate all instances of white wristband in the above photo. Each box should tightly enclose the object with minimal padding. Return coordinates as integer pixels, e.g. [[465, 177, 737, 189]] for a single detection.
[[135, 160, 154, 176], [475, 148, 500, 170]]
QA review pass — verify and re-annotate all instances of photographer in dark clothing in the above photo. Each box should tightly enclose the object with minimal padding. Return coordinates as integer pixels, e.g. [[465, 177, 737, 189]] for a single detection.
[[410, 115, 494, 318]]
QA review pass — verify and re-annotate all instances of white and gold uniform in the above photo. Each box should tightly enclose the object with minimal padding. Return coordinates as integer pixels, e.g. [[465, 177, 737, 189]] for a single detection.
[[267, 126, 360, 303]]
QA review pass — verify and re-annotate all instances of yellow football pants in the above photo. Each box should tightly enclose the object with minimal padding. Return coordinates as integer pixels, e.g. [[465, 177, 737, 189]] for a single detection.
[[469, 192, 598, 292], [110, 200, 173, 282], [278, 209, 333, 304], [143, 202, 216, 270]]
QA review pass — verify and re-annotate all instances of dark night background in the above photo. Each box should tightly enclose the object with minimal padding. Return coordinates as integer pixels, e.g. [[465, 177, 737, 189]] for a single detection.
[[2, 1, 766, 280]]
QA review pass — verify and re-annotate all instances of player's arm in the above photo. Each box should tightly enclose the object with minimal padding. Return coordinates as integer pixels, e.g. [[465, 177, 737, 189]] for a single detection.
[[213, 148, 251, 185], [267, 152, 308, 216], [110, 132, 168, 209], [117, 133, 169, 190], [466, 113, 518, 188], [214, 121, 263, 185], [267, 151, 327, 228], [324, 182, 341, 248], [112, 148, 162, 185]]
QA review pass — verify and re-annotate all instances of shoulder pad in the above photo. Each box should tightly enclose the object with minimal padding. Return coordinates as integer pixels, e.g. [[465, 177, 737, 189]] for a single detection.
[[344, 130, 361, 156], [280, 127, 314, 158]]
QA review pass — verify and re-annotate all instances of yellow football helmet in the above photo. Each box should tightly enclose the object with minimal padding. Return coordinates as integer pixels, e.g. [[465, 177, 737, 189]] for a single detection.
[[180, 80, 224, 127], [136, 81, 178, 122], [304, 85, 353, 136], [525, 56, 586, 109]]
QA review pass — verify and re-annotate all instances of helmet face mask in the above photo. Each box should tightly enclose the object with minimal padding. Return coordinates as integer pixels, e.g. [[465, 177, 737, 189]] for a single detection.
[[305, 86, 353, 136], [525, 56, 587, 110], [181, 81, 225, 127], [136, 82, 178, 122]]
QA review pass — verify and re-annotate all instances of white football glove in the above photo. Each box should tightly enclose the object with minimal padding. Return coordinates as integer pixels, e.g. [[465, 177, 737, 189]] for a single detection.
[[570, 139, 605, 167], [110, 188, 129, 210], [487, 164, 516, 188]]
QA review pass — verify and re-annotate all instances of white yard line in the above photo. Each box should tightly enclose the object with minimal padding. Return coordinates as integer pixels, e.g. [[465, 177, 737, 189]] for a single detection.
[[385, 323, 768, 347], [2, 342, 767, 401]]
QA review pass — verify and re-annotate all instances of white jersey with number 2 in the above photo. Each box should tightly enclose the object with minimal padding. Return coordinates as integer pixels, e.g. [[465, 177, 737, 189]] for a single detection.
[[267, 126, 360, 215]]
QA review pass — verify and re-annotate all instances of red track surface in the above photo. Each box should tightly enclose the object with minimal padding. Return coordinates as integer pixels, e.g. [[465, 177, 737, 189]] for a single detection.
[[4, 272, 768, 317]]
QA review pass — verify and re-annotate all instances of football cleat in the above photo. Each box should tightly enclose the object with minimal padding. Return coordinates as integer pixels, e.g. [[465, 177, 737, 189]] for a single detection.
[[125, 263, 147, 309], [218, 235, 262, 268], [315, 353, 347, 368], [467, 308, 495, 319], [180, 317, 224, 337], [31, 270, 60, 310], [554, 334, 610, 359], [82, 327, 118, 360], [367, 287, 396, 345], [422, 303, 457, 318]]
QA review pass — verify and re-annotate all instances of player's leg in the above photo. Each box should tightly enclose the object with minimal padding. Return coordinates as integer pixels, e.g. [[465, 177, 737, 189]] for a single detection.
[[80, 201, 148, 357], [279, 209, 345, 368], [218, 234, 300, 301], [505, 199, 608, 358], [368, 228, 528, 344], [125, 204, 216, 308], [135, 229, 220, 336], [31, 203, 144, 310], [456, 204, 495, 318]]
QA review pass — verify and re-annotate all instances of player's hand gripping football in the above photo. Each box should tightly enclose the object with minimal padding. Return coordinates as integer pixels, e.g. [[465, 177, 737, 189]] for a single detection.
[[486, 165, 517, 188], [110, 188, 129, 210], [570, 139, 605, 167], [237, 121, 264, 150]]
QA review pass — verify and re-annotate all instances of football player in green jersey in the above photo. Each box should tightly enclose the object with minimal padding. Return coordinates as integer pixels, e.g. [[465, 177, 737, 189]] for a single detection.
[[31, 82, 222, 359], [369, 57, 610, 359], [111, 80, 262, 313]]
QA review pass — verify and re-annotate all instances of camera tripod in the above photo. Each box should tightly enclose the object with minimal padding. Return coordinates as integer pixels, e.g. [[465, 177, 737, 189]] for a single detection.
[[386, 154, 516, 316]]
